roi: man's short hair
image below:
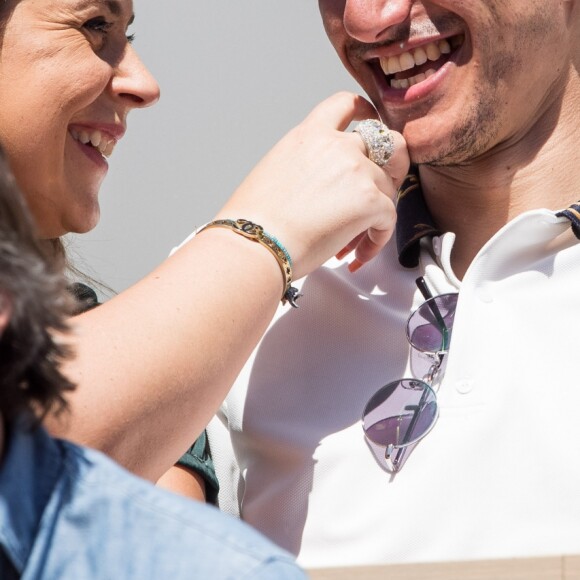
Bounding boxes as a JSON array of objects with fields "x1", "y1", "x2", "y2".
[{"x1": 0, "y1": 143, "x2": 75, "y2": 423}]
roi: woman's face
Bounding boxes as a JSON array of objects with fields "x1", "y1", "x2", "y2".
[{"x1": 0, "y1": 0, "x2": 160, "y2": 238}]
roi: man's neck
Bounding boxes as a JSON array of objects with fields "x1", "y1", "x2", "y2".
[{"x1": 417, "y1": 79, "x2": 580, "y2": 279}]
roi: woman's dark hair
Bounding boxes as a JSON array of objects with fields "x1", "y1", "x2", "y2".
[{"x1": 0, "y1": 143, "x2": 75, "y2": 422}]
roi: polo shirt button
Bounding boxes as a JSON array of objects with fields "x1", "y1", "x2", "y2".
[
  {"x1": 477, "y1": 287, "x2": 493, "y2": 303},
  {"x1": 456, "y1": 379, "x2": 475, "y2": 394},
  {"x1": 432, "y1": 237, "x2": 442, "y2": 256}
]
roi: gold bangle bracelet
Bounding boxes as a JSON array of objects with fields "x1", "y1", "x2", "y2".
[{"x1": 197, "y1": 219, "x2": 302, "y2": 308}]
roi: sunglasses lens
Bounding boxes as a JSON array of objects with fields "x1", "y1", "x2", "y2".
[
  {"x1": 407, "y1": 293, "x2": 458, "y2": 353},
  {"x1": 363, "y1": 379, "x2": 438, "y2": 448}
]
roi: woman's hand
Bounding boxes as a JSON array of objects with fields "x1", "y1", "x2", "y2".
[{"x1": 216, "y1": 91, "x2": 410, "y2": 280}]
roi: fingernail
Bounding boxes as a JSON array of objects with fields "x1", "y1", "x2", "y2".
[
  {"x1": 348, "y1": 259, "x2": 364, "y2": 273},
  {"x1": 336, "y1": 248, "x2": 351, "y2": 260}
]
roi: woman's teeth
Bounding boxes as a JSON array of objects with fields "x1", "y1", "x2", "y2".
[
  {"x1": 70, "y1": 128, "x2": 116, "y2": 157},
  {"x1": 379, "y1": 38, "x2": 456, "y2": 89}
]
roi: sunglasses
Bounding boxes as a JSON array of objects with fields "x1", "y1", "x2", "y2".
[{"x1": 362, "y1": 278, "x2": 458, "y2": 473}]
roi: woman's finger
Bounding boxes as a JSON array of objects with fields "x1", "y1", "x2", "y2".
[
  {"x1": 386, "y1": 131, "x2": 410, "y2": 189},
  {"x1": 351, "y1": 121, "x2": 409, "y2": 188},
  {"x1": 347, "y1": 226, "x2": 395, "y2": 273},
  {"x1": 305, "y1": 91, "x2": 378, "y2": 132},
  {"x1": 336, "y1": 233, "x2": 365, "y2": 261}
]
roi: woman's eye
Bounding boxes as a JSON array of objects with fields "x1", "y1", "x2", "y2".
[
  {"x1": 84, "y1": 17, "x2": 134, "y2": 44},
  {"x1": 84, "y1": 17, "x2": 113, "y2": 34}
]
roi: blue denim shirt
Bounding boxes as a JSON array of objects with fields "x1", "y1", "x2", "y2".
[{"x1": 0, "y1": 422, "x2": 306, "y2": 579}]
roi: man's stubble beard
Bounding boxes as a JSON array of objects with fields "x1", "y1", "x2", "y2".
[
  {"x1": 412, "y1": 6, "x2": 556, "y2": 168},
  {"x1": 417, "y1": 92, "x2": 501, "y2": 168}
]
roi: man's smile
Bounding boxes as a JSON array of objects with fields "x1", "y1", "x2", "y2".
[{"x1": 376, "y1": 35, "x2": 464, "y2": 90}]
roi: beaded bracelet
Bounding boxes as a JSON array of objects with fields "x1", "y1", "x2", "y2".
[{"x1": 197, "y1": 219, "x2": 302, "y2": 308}]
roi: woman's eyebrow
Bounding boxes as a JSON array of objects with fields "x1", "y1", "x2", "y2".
[
  {"x1": 102, "y1": 0, "x2": 136, "y2": 24},
  {"x1": 74, "y1": 0, "x2": 135, "y2": 25},
  {"x1": 75, "y1": 0, "x2": 126, "y2": 17},
  {"x1": 98, "y1": 0, "x2": 121, "y2": 15}
]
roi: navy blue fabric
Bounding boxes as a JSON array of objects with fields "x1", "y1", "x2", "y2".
[
  {"x1": 556, "y1": 203, "x2": 580, "y2": 239},
  {"x1": 395, "y1": 169, "x2": 441, "y2": 268}
]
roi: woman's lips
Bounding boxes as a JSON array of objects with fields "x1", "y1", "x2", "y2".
[{"x1": 70, "y1": 127, "x2": 118, "y2": 158}]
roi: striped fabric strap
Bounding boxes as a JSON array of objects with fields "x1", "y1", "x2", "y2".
[{"x1": 556, "y1": 202, "x2": 580, "y2": 239}]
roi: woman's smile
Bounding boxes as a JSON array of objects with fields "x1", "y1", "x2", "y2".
[{"x1": 69, "y1": 125, "x2": 123, "y2": 160}]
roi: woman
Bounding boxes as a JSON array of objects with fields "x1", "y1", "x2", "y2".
[
  {"x1": 0, "y1": 0, "x2": 408, "y2": 494},
  {"x1": 0, "y1": 144, "x2": 307, "y2": 579}
]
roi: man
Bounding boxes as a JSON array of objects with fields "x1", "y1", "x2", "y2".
[
  {"x1": 0, "y1": 147, "x2": 306, "y2": 579},
  {"x1": 208, "y1": 0, "x2": 580, "y2": 570}
]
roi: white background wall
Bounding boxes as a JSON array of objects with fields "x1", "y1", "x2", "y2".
[{"x1": 69, "y1": 2, "x2": 360, "y2": 295}]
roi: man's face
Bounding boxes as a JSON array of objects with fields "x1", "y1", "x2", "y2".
[{"x1": 319, "y1": 0, "x2": 574, "y2": 165}]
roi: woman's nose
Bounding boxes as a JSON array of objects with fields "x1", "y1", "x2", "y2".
[{"x1": 111, "y1": 45, "x2": 161, "y2": 109}]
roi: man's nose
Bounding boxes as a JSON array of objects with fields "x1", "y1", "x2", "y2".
[{"x1": 343, "y1": 0, "x2": 414, "y2": 43}]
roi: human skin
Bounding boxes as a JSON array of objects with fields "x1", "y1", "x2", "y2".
[
  {"x1": 157, "y1": 464, "x2": 207, "y2": 500},
  {"x1": 0, "y1": 0, "x2": 160, "y2": 238},
  {"x1": 0, "y1": 0, "x2": 410, "y2": 483},
  {"x1": 319, "y1": 0, "x2": 580, "y2": 278}
]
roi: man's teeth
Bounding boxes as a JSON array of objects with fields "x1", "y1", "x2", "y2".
[
  {"x1": 390, "y1": 69, "x2": 436, "y2": 89},
  {"x1": 379, "y1": 39, "x2": 452, "y2": 89},
  {"x1": 70, "y1": 128, "x2": 116, "y2": 157}
]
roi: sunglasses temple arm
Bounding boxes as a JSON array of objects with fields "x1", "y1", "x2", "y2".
[
  {"x1": 405, "y1": 388, "x2": 430, "y2": 441},
  {"x1": 416, "y1": 277, "x2": 449, "y2": 343},
  {"x1": 416, "y1": 277, "x2": 434, "y2": 301},
  {"x1": 392, "y1": 385, "x2": 434, "y2": 471},
  {"x1": 390, "y1": 446, "x2": 407, "y2": 472}
]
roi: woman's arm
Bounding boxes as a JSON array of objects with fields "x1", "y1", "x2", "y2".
[
  {"x1": 157, "y1": 466, "x2": 207, "y2": 502},
  {"x1": 46, "y1": 93, "x2": 408, "y2": 481}
]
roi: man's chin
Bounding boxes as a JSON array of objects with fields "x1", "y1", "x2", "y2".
[
  {"x1": 405, "y1": 125, "x2": 492, "y2": 168},
  {"x1": 405, "y1": 140, "x2": 454, "y2": 167}
]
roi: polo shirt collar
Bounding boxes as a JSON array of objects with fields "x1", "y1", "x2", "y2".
[{"x1": 395, "y1": 169, "x2": 580, "y2": 268}]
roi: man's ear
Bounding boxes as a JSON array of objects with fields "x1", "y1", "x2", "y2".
[{"x1": 0, "y1": 291, "x2": 12, "y2": 337}]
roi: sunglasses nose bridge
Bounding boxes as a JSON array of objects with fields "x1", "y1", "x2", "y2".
[{"x1": 423, "y1": 352, "x2": 445, "y2": 384}]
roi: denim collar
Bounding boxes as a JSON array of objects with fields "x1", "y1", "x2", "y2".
[{"x1": 0, "y1": 421, "x2": 62, "y2": 573}]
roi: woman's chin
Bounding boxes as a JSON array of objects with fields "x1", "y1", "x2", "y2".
[
  {"x1": 70, "y1": 214, "x2": 100, "y2": 235},
  {"x1": 54, "y1": 209, "x2": 101, "y2": 238}
]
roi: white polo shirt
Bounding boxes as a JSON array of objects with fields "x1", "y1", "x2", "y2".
[{"x1": 208, "y1": 206, "x2": 580, "y2": 569}]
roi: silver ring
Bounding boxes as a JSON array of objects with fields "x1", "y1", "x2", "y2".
[{"x1": 353, "y1": 119, "x2": 394, "y2": 167}]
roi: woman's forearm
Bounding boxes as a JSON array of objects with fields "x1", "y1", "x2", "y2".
[{"x1": 49, "y1": 229, "x2": 283, "y2": 480}]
